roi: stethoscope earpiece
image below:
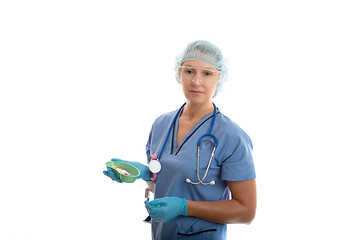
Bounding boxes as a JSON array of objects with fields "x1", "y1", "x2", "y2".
[{"x1": 185, "y1": 178, "x2": 216, "y2": 185}]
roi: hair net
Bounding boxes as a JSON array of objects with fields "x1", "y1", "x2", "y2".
[{"x1": 175, "y1": 40, "x2": 228, "y2": 96}]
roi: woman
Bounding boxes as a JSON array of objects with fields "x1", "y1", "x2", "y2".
[{"x1": 104, "y1": 40, "x2": 256, "y2": 240}]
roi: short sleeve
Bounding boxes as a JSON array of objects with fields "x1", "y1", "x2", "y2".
[{"x1": 221, "y1": 130, "x2": 256, "y2": 181}]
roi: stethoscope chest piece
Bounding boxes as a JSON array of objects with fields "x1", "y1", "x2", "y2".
[
  {"x1": 149, "y1": 155, "x2": 161, "y2": 182},
  {"x1": 149, "y1": 160, "x2": 161, "y2": 173}
]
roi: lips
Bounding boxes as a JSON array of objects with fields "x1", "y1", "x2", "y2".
[{"x1": 190, "y1": 90, "x2": 204, "y2": 94}]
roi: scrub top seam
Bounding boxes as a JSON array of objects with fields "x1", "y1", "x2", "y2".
[
  {"x1": 170, "y1": 116, "x2": 176, "y2": 155},
  {"x1": 174, "y1": 110, "x2": 220, "y2": 155}
]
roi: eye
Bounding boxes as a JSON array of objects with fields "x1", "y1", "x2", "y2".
[
  {"x1": 204, "y1": 71, "x2": 213, "y2": 76},
  {"x1": 183, "y1": 68, "x2": 195, "y2": 75}
]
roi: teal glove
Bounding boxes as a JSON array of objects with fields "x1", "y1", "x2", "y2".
[
  {"x1": 145, "y1": 197, "x2": 187, "y2": 222},
  {"x1": 103, "y1": 158, "x2": 152, "y2": 182},
  {"x1": 103, "y1": 168, "x2": 122, "y2": 183}
]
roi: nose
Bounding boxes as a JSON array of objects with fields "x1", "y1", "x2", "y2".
[{"x1": 191, "y1": 75, "x2": 202, "y2": 85}]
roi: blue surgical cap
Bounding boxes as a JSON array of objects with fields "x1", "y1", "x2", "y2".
[{"x1": 175, "y1": 40, "x2": 228, "y2": 96}]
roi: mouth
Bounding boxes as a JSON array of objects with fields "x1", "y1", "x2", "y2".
[{"x1": 190, "y1": 90, "x2": 204, "y2": 94}]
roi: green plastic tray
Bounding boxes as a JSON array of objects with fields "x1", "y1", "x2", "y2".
[{"x1": 106, "y1": 161, "x2": 140, "y2": 183}]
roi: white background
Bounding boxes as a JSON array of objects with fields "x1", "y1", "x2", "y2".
[{"x1": 1, "y1": 0, "x2": 343, "y2": 239}]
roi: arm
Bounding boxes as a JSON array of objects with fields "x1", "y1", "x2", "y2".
[{"x1": 186, "y1": 179, "x2": 256, "y2": 224}]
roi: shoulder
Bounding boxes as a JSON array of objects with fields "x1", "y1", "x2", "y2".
[
  {"x1": 216, "y1": 111, "x2": 253, "y2": 148},
  {"x1": 151, "y1": 109, "x2": 178, "y2": 129},
  {"x1": 216, "y1": 111, "x2": 247, "y2": 135}
]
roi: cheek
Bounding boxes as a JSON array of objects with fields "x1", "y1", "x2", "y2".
[
  {"x1": 208, "y1": 84, "x2": 218, "y2": 96},
  {"x1": 181, "y1": 82, "x2": 189, "y2": 94}
]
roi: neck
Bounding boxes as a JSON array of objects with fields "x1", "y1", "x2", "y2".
[{"x1": 182, "y1": 100, "x2": 214, "y2": 121}]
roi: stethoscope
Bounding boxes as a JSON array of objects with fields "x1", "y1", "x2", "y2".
[{"x1": 148, "y1": 102, "x2": 218, "y2": 186}]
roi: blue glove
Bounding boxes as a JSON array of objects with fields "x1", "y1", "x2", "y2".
[
  {"x1": 145, "y1": 197, "x2": 187, "y2": 222},
  {"x1": 103, "y1": 158, "x2": 152, "y2": 182}
]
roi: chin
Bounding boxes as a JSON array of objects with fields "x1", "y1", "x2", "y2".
[{"x1": 185, "y1": 96, "x2": 211, "y2": 105}]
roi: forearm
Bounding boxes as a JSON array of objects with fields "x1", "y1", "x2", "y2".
[{"x1": 186, "y1": 199, "x2": 255, "y2": 225}]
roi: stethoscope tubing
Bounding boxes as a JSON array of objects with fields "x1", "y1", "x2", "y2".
[
  {"x1": 158, "y1": 103, "x2": 186, "y2": 161},
  {"x1": 197, "y1": 133, "x2": 218, "y2": 148},
  {"x1": 150, "y1": 102, "x2": 218, "y2": 185}
]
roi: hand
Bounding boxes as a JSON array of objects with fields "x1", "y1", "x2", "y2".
[
  {"x1": 103, "y1": 168, "x2": 122, "y2": 182},
  {"x1": 145, "y1": 197, "x2": 187, "y2": 222},
  {"x1": 103, "y1": 158, "x2": 152, "y2": 182}
]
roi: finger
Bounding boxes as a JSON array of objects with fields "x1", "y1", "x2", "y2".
[
  {"x1": 108, "y1": 169, "x2": 122, "y2": 183},
  {"x1": 103, "y1": 171, "x2": 109, "y2": 177},
  {"x1": 149, "y1": 199, "x2": 166, "y2": 207},
  {"x1": 107, "y1": 169, "x2": 116, "y2": 179},
  {"x1": 144, "y1": 201, "x2": 151, "y2": 212},
  {"x1": 144, "y1": 200, "x2": 151, "y2": 207},
  {"x1": 149, "y1": 206, "x2": 164, "y2": 217},
  {"x1": 145, "y1": 201, "x2": 155, "y2": 212},
  {"x1": 152, "y1": 217, "x2": 164, "y2": 223},
  {"x1": 112, "y1": 175, "x2": 122, "y2": 183},
  {"x1": 111, "y1": 158, "x2": 125, "y2": 162}
]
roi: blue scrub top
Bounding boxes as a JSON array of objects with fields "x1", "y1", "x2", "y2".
[{"x1": 146, "y1": 106, "x2": 256, "y2": 240}]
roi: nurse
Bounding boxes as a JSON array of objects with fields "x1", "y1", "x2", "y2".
[{"x1": 104, "y1": 40, "x2": 256, "y2": 240}]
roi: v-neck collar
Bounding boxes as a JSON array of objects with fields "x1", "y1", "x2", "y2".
[{"x1": 170, "y1": 107, "x2": 220, "y2": 155}]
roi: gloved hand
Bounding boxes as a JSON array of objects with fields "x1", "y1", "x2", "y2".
[
  {"x1": 145, "y1": 197, "x2": 187, "y2": 222},
  {"x1": 103, "y1": 158, "x2": 152, "y2": 182}
]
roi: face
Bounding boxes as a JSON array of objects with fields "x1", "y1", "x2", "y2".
[{"x1": 178, "y1": 60, "x2": 220, "y2": 105}]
